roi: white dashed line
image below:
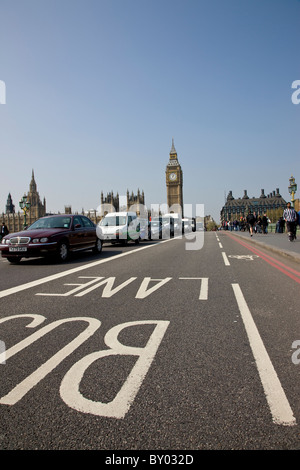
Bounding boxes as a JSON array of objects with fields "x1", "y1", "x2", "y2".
[{"x1": 222, "y1": 252, "x2": 230, "y2": 266}]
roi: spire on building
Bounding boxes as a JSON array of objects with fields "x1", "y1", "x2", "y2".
[
  {"x1": 26, "y1": 170, "x2": 46, "y2": 219},
  {"x1": 170, "y1": 138, "x2": 177, "y2": 155},
  {"x1": 30, "y1": 169, "x2": 37, "y2": 192},
  {"x1": 6, "y1": 193, "x2": 15, "y2": 214}
]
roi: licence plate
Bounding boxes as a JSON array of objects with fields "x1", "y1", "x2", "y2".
[{"x1": 9, "y1": 247, "x2": 27, "y2": 252}]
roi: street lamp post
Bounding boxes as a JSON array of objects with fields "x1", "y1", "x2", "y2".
[
  {"x1": 19, "y1": 194, "x2": 31, "y2": 229},
  {"x1": 288, "y1": 175, "x2": 297, "y2": 207}
]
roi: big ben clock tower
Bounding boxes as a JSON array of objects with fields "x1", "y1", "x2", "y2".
[{"x1": 166, "y1": 138, "x2": 183, "y2": 214}]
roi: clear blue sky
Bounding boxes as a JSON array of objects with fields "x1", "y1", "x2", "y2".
[{"x1": 1, "y1": 0, "x2": 299, "y2": 222}]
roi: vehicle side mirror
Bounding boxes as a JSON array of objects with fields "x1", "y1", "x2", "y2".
[{"x1": 75, "y1": 224, "x2": 81, "y2": 229}]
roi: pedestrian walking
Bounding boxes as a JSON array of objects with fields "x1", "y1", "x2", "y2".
[
  {"x1": 279, "y1": 217, "x2": 285, "y2": 233},
  {"x1": 283, "y1": 202, "x2": 297, "y2": 240},
  {"x1": 256, "y1": 215, "x2": 262, "y2": 234},
  {"x1": 1, "y1": 222, "x2": 9, "y2": 240},
  {"x1": 246, "y1": 211, "x2": 256, "y2": 237},
  {"x1": 262, "y1": 213, "x2": 268, "y2": 234}
]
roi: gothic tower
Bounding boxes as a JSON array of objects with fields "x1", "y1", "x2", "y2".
[
  {"x1": 165, "y1": 139, "x2": 183, "y2": 215},
  {"x1": 27, "y1": 170, "x2": 46, "y2": 219},
  {"x1": 6, "y1": 193, "x2": 15, "y2": 214}
]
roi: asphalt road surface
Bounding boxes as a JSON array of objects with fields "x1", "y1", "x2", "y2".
[{"x1": 0, "y1": 231, "x2": 300, "y2": 452}]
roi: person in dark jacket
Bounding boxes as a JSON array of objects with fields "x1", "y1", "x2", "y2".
[
  {"x1": 246, "y1": 211, "x2": 256, "y2": 237},
  {"x1": 261, "y1": 213, "x2": 268, "y2": 234},
  {"x1": 1, "y1": 222, "x2": 9, "y2": 240}
]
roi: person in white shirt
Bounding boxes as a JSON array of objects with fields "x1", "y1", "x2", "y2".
[{"x1": 283, "y1": 202, "x2": 297, "y2": 240}]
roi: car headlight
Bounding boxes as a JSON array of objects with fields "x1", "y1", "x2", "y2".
[
  {"x1": 32, "y1": 237, "x2": 49, "y2": 243},
  {"x1": 2, "y1": 239, "x2": 10, "y2": 245}
]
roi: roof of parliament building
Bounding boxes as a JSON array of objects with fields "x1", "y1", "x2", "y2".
[{"x1": 221, "y1": 188, "x2": 287, "y2": 219}]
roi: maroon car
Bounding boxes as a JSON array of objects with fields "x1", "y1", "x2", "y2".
[{"x1": 0, "y1": 214, "x2": 102, "y2": 263}]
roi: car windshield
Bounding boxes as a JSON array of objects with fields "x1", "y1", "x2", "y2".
[
  {"x1": 28, "y1": 217, "x2": 72, "y2": 230},
  {"x1": 100, "y1": 216, "x2": 127, "y2": 227}
]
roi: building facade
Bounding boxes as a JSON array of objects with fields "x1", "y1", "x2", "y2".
[
  {"x1": 1, "y1": 171, "x2": 46, "y2": 232},
  {"x1": 165, "y1": 139, "x2": 183, "y2": 215},
  {"x1": 99, "y1": 189, "x2": 145, "y2": 216},
  {"x1": 26, "y1": 170, "x2": 46, "y2": 220},
  {"x1": 220, "y1": 188, "x2": 287, "y2": 223}
]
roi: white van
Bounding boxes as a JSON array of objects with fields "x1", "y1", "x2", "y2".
[
  {"x1": 138, "y1": 218, "x2": 148, "y2": 241},
  {"x1": 182, "y1": 218, "x2": 192, "y2": 233},
  {"x1": 96, "y1": 212, "x2": 141, "y2": 244},
  {"x1": 162, "y1": 213, "x2": 182, "y2": 237}
]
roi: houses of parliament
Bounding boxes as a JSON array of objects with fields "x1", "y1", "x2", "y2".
[
  {"x1": 1, "y1": 141, "x2": 185, "y2": 231},
  {"x1": 2, "y1": 170, "x2": 47, "y2": 232}
]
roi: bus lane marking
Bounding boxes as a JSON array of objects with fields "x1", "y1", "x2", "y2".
[
  {"x1": 34, "y1": 276, "x2": 210, "y2": 300},
  {"x1": 60, "y1": 320, "x2": 170, "y2": 419},
  {"x1": 135, "y1": 277, "x2": 172, "y2": 299},
  {"x1": 179, "y1": 277, "x2": 208, "y2": 300},
  {"x1": 0, "y1": 240, "x2": 174, "y2": 300},
  {"x1": 0, "y1": 316, "x2": 101, "y2": 405},
  {"x1": 36, "y1": 276, "x2": 107, "y2": 296},
  {"x1": 0, "y1": 315, "x2": 169, "y2": 419}
]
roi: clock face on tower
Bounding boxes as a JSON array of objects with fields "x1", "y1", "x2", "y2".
[{"x1": 169, "y1": 172, "x2": 177, "y2": 181}]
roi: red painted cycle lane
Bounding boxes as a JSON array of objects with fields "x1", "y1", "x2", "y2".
[{"x1": 225, "y1": 233, "x2": 300, "y2": 284}]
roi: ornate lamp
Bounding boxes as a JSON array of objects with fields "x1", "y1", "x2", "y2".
[
  {"x1": 288, "y1": 176, "x2": 297, "y2": 207},
  {"x1": 19, "y1": 194, "x2": 31, "y2": 228}
]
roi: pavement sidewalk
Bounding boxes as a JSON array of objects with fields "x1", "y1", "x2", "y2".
[{"x1": 223, "y1": 229, "x2": 300, "y2": 263}]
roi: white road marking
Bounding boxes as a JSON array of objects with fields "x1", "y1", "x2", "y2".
[
  {"x1": 0, "y1": 317, "x2": 169, "y2": 418},
  {"x1": 222, "y1": 252, "x2": 230, "y2": 266},
  {"x1": 228, "y1": 255, "x2": 259, "y2": 261},
  {"x1": 59, "y1": 320, "x2": 170, "y2": 418},
  {"x1": 232, "y1": 283, "x2": 296, "y2": 426},
  {"x1": 0, "y1": 316, "x2": 101, "y2": 405},
  {"x1": 179, "y1": 277, "x2": 208, "y2": 300},
  {"x1": 0, "y1": 239, "x2": 174, "y2": 299},
  {"x1": 216, "y1": 233, "x2": 229, "y2": 265},
  {"x1": 36, "y1": 276, "x2": 106, "y2": 296},
  {"x1": 135, "y1": 277, "x2": 172, "y2": 299},
  {"x1": 35, "y1": 276, "x2": 210, "y2": 300},
  {"x1": 76, "y1": 276, "x2": 137, "y2": 298}
]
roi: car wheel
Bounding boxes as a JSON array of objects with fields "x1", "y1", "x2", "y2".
[
  {"x1": 7, "y1": 256, "x2": 22, "y2": 264},
  {"x1": 93, "y1": 237, "x2": 102, "y2": 254},
  {"x1": 57, "y1": 242, "x2": 69, "y2": 262}
]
